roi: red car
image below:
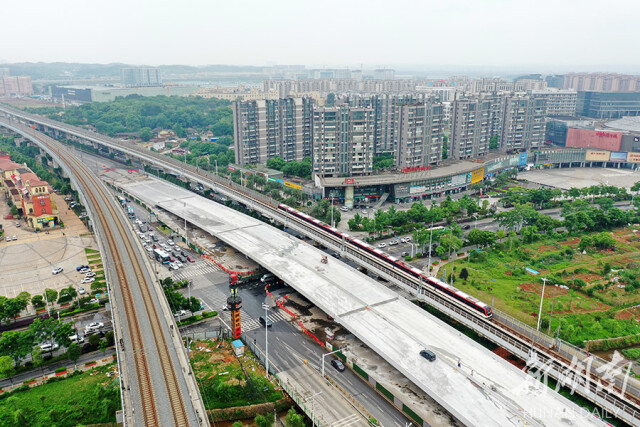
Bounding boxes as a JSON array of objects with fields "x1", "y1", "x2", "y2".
[{"x1": 187, "y1": 256, "x2": 195, "y2": 263}]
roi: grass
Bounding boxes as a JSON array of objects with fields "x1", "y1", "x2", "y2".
[
  {"x1": 190, "y1": 339, "x2": 283, "y2": 410},
  {"x1": 0, "y1": 364, "x2": 121, "y2": 425},
  {"x1": 84, "y1": 248, "x2": 99, "y2": 254},
  {"x1": 441, "y1": 228, "x2": 640, "y2": 347}
]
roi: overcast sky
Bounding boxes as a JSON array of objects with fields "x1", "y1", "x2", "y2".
[{"x1": 2, "y1": 0, "x2": 638, "y2": 72}]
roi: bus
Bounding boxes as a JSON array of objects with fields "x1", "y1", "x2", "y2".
[
  {"x1": 127, "y1": 206, "x2": 135, "y2": 218},
  {"x1": 153, "y1": 249, "x2": 170, "y2": 264}
]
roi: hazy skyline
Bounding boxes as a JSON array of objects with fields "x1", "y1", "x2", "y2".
[{"x1": 2, "y1": 0, "x2": 639, "y2": 73}]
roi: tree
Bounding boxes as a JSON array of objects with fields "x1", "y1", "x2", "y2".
[
  {"x1": 31, "y1": 294, "x2": 45, "y2": 309},
  {"x1": 88, "y1": 334, "x2": 101, "y2": 349},
  {"x1": 285, "y1": 408, "x2": 305, "y2": 427},
  {"x1": 232, "y1": 423, "x2": 244, "y2": 427},
  {"x1": 489, "y1": 135, "x2": 499, "y2": 150},
  {"x1": 459, "y1": 268, "x2": 469, "y2": 282},
  {"x1": 0, "y1": 356, "x2": 15, "y2": 383},
  {"x1": 139, "y1": 127, "x2": 153, "y2": 141},
  {"x1": 255, "y1": 413, "x2": 274, "y2": 427},
  {"x1": 467, "y1": 229, "x2": 497, "y2": 247},
  {"x1": 67, "y1": 343, "x2": 82, "y2": 367},
  {"x1": 603, "y1": 262, "x2": 612, "y2": 276},
  {"x1": 44, "y1": 288, "x2": 58, "y2": 307},
  {"x1": 0, "y1": 330, "x2": 33, "y2": 365},
  {"x1": 99, "y1": 339, "x2": 108, "y2": 355},
  {"x1": 266, "y1": 156, "x2": 286, "y2": 171}
]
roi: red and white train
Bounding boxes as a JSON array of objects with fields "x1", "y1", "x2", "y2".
[{"x1": 278, "y1": 204, "x2": 493, "y2": 319}]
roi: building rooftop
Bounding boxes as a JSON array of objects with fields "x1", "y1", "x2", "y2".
[{"x1": 605, "y1": 116, "x2": 640, "y2": 133}]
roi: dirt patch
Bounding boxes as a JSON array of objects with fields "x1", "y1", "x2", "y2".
[
  {"x1": 615, "y1": 310, "x2": 634, "y2": 321},
  {"x1": 575, "y1": 273, "x2": 601, "y2": 282},
  {"x1": 492, "y1": 347, "x2": 526, "y2": 370},
  {"x1": 519, "y1": 283, "x2": 569, "y2": 297},
  {"x1": 560, "y1": 237, "x2": 580, "y2": 246},
  {"x1": 537, "y1": 244, "x2": 561, "y2": 252}
]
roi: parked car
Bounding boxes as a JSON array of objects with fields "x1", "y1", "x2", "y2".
[
  {"x1": 11, "y1": 235, "x2": 16, "y2": 241},
  {"x1": 77, "y1": 287, "x2": 86, "y2": 295},
  {"x1": 79, "y1": 267, "x2": 91, "y2": 274},
  {"x1": 69, "y1": 334, "x2": 84, "y2": 344},
  {"x1": 89, "y1": 298, "x2": 99, "y2": 304},
  {"x1": 400, "y1": 238, "x2": 406, "y2": 243},
  {"x1": 167, "y1": 240, "x2": 175, "y2": 246},
  {"x1": 389, "y1": 240, "x2": 398, "y2": 246},
  {"x1": 169, "y1": 263, "x2": 179, "y2": 271},
  {"x1": 339, "y1": 206, "x2": 349, "y2": 212},
  {"x1": 331, "y1": 359, "x2": 345, "y2": 372},
  {"x1": 81, "y1": 277, "x2": 95, "y2": 284},
  {"x1": 173, "y1": 310, "x2": 187, "y2": 318},
  {"x1": 85, "y1": 271, "x2": 96, "y2": 278},
  {"x1": 5, "y1": 237, "x2": 9, "y2": 242},
  {"x1": 401, "y1": 251, "x2": 409, "y2": 257},
  {"x1": 40, "y1": 342, "x2": 59, "y2": 352},
  {"x1": 420, "y1": 349, "x2": 436, "y2": 362},
  {"x1": 76, "y1": 265, "x2": 89, "y2": 271},
  {"x1": 64, "y1": 196, "x2": 73, "y2": 201},
  {"x1": 52, "y1": 267, "x2": 64, "y2": 275},
  {"x1": 85, "y1": 322, "x2": 104, "y2": 331},
  {"x1": 15, "y1": 222, "x2": 20, "y2": 228},
  {"x1": 260, "y1": 273, "x2": 275, "y2": 283}
]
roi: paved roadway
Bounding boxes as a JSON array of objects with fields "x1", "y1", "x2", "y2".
[{"x1": 181, "y1": 268, "x2": 412, "y2": 427}]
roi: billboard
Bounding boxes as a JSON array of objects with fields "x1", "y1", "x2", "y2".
[
  {"x1": 566, "y1": 128, "x2": 623, "y2": 151},
  {"x1": 284, "y1": 181, "x2": 302, "y2": 190},
  {"x1": 627, "y1": 152, "x2": 640, "y2": 163},
  {"x1": 451, "y1": 173, "x2": 467, "y2": 186},
  {"x1": 409, "y1": 185, "x2": 427, "y2": 194},
  {"x1": 470, "y1": 168, "x2": 485, "y2": 184},
  {"x1": 519, "y1": 152, "x2": 528, "y2": 166},
  {"x1": 610, "y1": 152, "x2": 628, "y2": 163},
  {"x1": 585, "y1": 150, "x2": 611, "y2": 161}
]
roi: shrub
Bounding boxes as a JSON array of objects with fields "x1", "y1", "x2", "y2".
[{"x1": 54, "y1": 367, "x2": 67, "y2": 373}]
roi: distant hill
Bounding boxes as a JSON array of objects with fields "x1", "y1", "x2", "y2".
[{"x1": 3, "y1": 62, "x2": 265, "y2": 80}]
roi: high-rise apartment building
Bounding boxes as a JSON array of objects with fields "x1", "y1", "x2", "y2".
[
  {"x1": 0, "y1": 76, "x2": 32, "y2": 96},
  {"x1": 501, "y1": 94, "x2": 547, "y2": 151},
  {"x1": 313, "y1": 106, "x2": 376, "y2": 177},
  {"x1": 450, "y1": 93, "x2": 504, "y2": 159},
  {"x1": 394, "y1": 102, "x2": 445, "y2": 169},
  {"x1": 121, "y1": 68, "x2": 161, "y2": 87},
  {"x1": 531, "y1": 89, "x2": 577, "y2": 116},
  {"x1": 562, "y1": 73, "x2": 640, "y2": 92},
  {"x1": 232, "y1": 98, "x2": 313, "y2": 165}
]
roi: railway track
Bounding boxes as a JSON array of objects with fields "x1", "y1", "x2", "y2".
[
  {"x1": 3, "y1": 106, "x2": 639, "y2": 423},
  {"x1": 15, "y1": 126, "x2": 191, "y2": 426}
]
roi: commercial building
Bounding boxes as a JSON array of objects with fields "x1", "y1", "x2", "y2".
[
  {"x1": 49, "y1": 85, "x2": 198, "y2": 103},
  {"x1": 531, "y1": 89, "x2": 578, "y2": 116},
  {"x1": 562, "y1": 73, "x2": 640, "y2": 92},
  {"x1": 312, "y1": 106, "x2": 375, "y2": 177},
  {"x1": 0, "y1": 76, "x2": 32, "y2": 97},
  {"x1": 0, "y1": 156, "x2": 59, "y2": 229},
  {"x1": 121, "y1": 67, "x2": 161, "y2": 87},
  {"x1": 545, "y1": 116, "x2": 593, "y2": 146},
  {"x1": 232, "y1": 98, "x2": 314, "y2": 165},
  {"x1": 577, "y1": 91, "x2": 640, "y2": 119}
]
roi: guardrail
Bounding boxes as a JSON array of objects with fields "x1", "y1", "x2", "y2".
[{"x1": 3, "y1": 108, "x2": 640, "y2": 424}]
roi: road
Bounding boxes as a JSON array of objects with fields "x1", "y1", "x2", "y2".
[{"x1": 185, "y1": 269, "x2": 412, "y2": 427}]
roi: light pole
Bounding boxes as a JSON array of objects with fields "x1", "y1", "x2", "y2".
[
  {"x1": 183, "y1": 202, "x2": 188, "y2": 248},
  {"x1": 427, "y1": 222, "x2": 434, "y2": 273},
  {"x1": 537, "y1": 278, "x2": 548, "y2": 331},
  {"x1": 262, "y1": 302, "x2": 270, "y2": 378},
  {"x1": 306, "y1": 390, "x2": 322, "y2": 427}
]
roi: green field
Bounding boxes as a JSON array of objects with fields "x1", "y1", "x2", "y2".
[
  {"x1": 190, "y1": 339, "x2": 283, "y2": 410},
  {"x1": 0, "y1": 364, "x2": 120, "y2": 426},
  {"x1": 440, "y1": 227, "x2": 640, "y2": 347}
]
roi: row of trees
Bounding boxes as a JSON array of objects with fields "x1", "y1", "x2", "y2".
[
  {"x1": 310, "y1": 200, "x2": 341, "y2": 226},
  {"x1": 266, "y1": 156, "x2": 312, "y2": 180},
  {"x1": 160, "y1": 278, "x2": 202, "y2": 314},
  {"x1": 502, "y1": 184, "x2": 632, "y2": 210},
  {"x1": 26, "y1": 95, "x2": 234, "y2": 139}
]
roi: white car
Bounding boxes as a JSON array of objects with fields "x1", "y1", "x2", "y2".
[
  {"x1": 169, "y1": 263, "x2": 179, "y2": 271},
  {"x1": 362, "y1": 210, "x2": 368, "y2": 215},
  {"x1": 404, "y1": 237, "x2": 412, "y2": 242},
  {"x1": 12, "y1": 235, "x2": 17, "y2": 241},
  {"x1": 400, "y1": 238, "x2": 407, "y2": 243},
  {"x1": 69, "y1": 334, "x2": 85, "y2": 344},
  {"x1": 173, "y1": 310, "x2": 187, "y2": 318},
  {"x1": 79, "y1": 268, "x2": 91, "y2": 274},
  {"x1": 39, "y1": 342, "x2": 59, "y2": 352},
  {"x1": 52, "y1": 267, "x2": 64, "y2": 275},
  {"x1": 81, "y1": 277, "x2": 95, "y2": 284},
  {"x1": 145, "y1": 246, "x2": 153, "y2": 252},
  {"x1": 85, "y1": 271, "x2": 96, "y2": 278},
  {"x1": 389, "y1": 240, "x2": 399, "y2": 246},
  {"x1": 78, "y1": 287, "x2": 86, "y2": 295},
  {"x1": 89, "y1": 298, "x2": 99, "y2": 304},
  {"x1": 175, "y1": 261, "x2": 183, "y2": 268},
  {"x1": 167, "y1": 240, "x2": 175, "y2": 246},
  {"x1": 340, "y1": 206, "x2": 349, "y2": 212},
  {"x1": 85, "y1": 322, "x2": 103, "y2": 331},
  {"x1": 378, "y1": 243, "x2": 386, "y2": 248}
]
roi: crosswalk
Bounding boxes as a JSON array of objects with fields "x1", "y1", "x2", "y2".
[
  {"x1": 172, "y1": 262, "x2": 222, "y2": 280},
  {"x1": 219, "y1": 307, "x2": 289, "y2": 332}
]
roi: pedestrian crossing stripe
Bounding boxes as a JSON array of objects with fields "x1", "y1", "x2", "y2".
[
  {"x1": 220, "y1": 311, "x2": 288, "y2": 331},
  {"x1": 172, "y1": 263, "x2": 222, "y2": 279}
]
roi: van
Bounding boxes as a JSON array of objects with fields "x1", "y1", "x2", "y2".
[
  {"x1": 259, "y1": 316, "x2": 273, "y2": 327},
  {"x1": 420, "y1": 349, "x2": 436, "y2": 362},
  {"x1": 260, "y1": 273, "x2": 275, "y2": 283}
]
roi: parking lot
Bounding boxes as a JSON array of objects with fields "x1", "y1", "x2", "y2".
[{"x1": 0, "y1": 192, "x2": 98, "y2": 304}]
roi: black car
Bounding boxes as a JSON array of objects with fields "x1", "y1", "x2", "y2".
[
  {"x1": 76, "y1": 265, "x2": 89, "y2": 271},
  {"x1": 420, "y1": 349, "x2": 436, "y2": 362},
  {"x1": 259, "y1": 316, "x2": 273, "y2": 327},
  {"x1": 330, "y1": 359, "x2": 345, "y2": 372},
  {"x1": 462, "y1": 225, "x2": 471, "y2": 230}
]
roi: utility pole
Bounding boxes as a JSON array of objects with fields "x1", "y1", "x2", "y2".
[
  {"x1": 537, "y1": 278, "x2": 548, "y2": 331},
  {"x1": 548, "y1": 285, "x2": 558, "y2": 335}
]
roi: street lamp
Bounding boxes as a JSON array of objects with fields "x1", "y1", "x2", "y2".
[
  {"x1": 262, "y1": 302, "x2": 270, "y2": 378},
  {"x1": 537, "y1": 278, "x2": 548, "y2": 331},
  {"x1": 321, "y1": 347, "x2": 346, "y2": 378}
]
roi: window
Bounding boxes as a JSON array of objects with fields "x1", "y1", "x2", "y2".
[
  {"x1": 40, "y1": 199, "x2": 45, "y2": 206},
  {"x1": 42, "y1": 208, "x2": 47, "y2": 214}
]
